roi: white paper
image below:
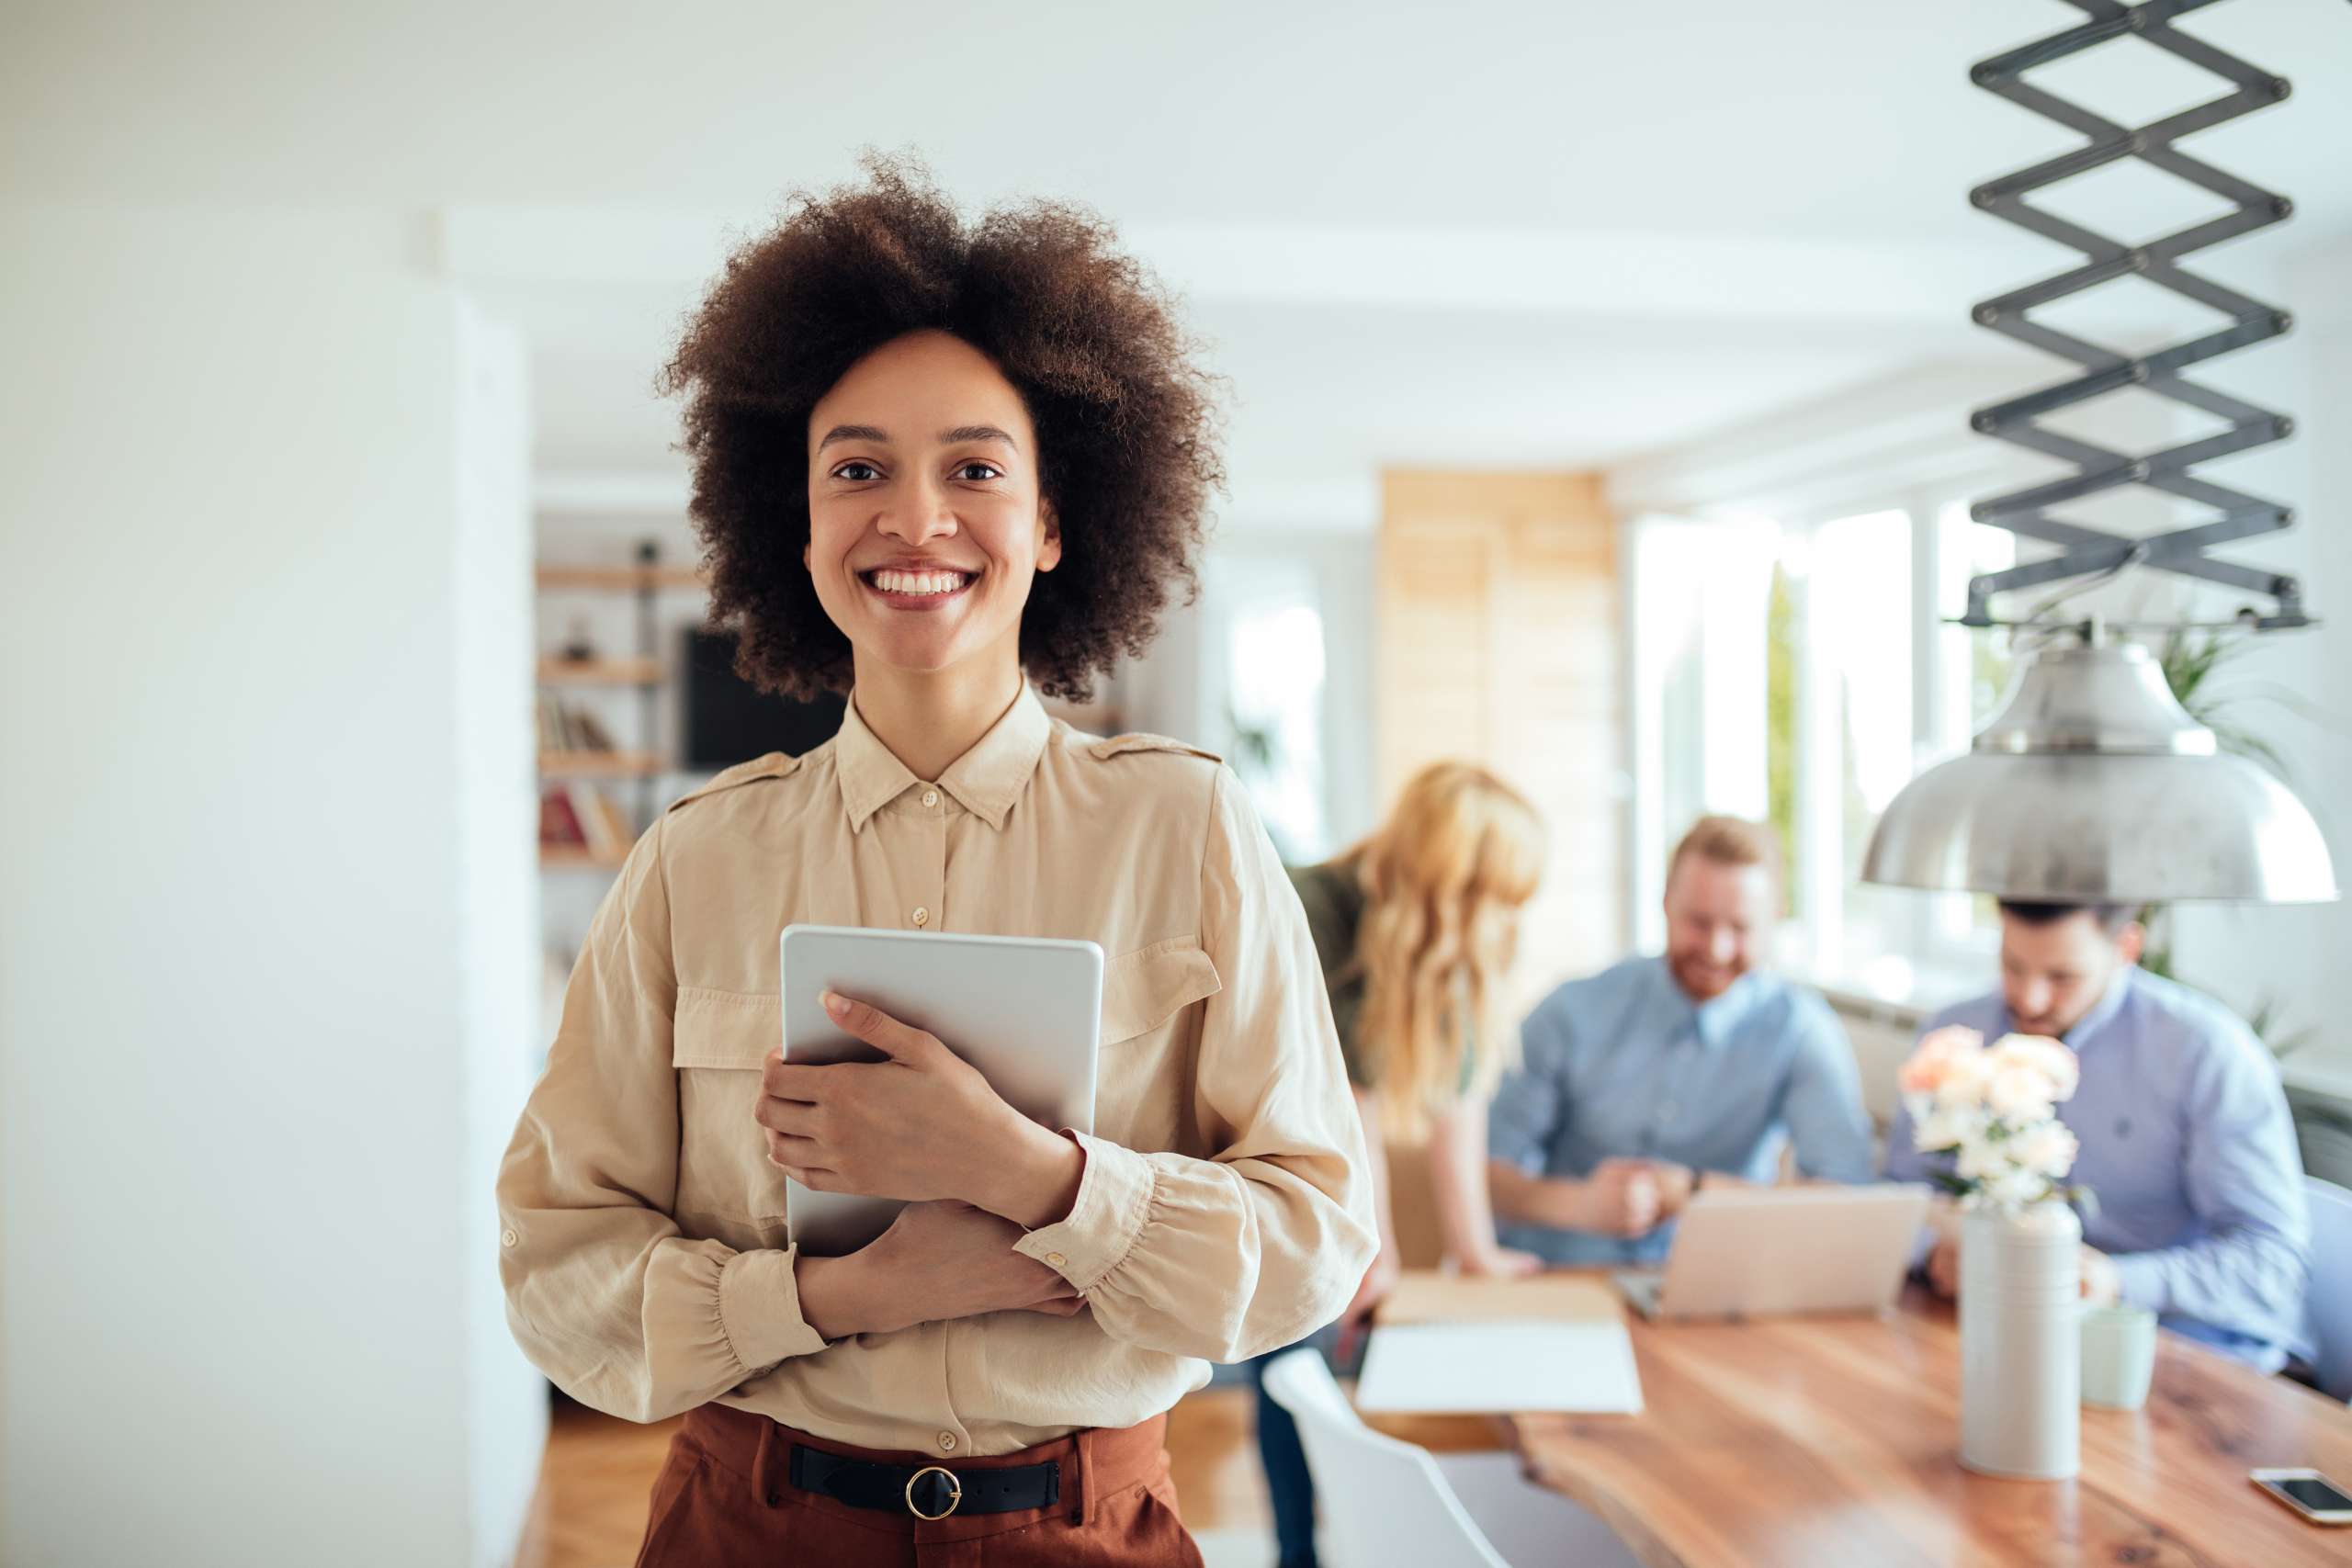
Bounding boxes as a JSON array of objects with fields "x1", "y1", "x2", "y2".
[{"x1": 1353, "y1": 1320, "x2": 1645, "y2": 1415}]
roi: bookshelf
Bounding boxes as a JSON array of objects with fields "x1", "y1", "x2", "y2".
[
  {"x1": 536, "y1": 544, "x2": 710, "y2": 871},
  {"x1": 538, "y1": 844, "x2": 632, "y2": 871},
  {"x1": 536, "y1": 564, "x2": 710, "y2": 592},
  {"x1": 537, "y1": 656, "x2": 664, "y2": 687},
  {"x1": 538, "y1": 750, "x2": 665, "y2": 778}
]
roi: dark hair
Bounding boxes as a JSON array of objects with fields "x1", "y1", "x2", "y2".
[
  {"x1": 657, "y1": 155, "x2": 1225, "y2": 702},
  {"x1": 1996, "y1": 900, "x2": 2137, "y2": 936}
]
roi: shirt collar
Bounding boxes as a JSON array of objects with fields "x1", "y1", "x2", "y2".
[
  {"x1": 1653, "y1": 956, "x2": 1764, "y2": 1050},
  {"x1": 833, "y1": 683, "x2": 1052, "y2": 833},
  {"x1": 2013, "y1": 963, "x2": 2134, "y2": 1052}
]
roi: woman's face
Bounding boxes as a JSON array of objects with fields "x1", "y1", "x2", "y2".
[{"x1": 804, "y1": 330, "x2": 1059, "y2": 686}]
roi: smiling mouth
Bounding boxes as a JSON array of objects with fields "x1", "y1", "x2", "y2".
[{"x1": 859, "y1": 567, "x2": 978, "y2": 600}]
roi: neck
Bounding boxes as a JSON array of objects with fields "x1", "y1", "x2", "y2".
[{"x1": 849, "y1": 650, "x2": 1025, "y2": 783}]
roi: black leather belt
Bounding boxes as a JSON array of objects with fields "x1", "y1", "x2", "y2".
[{"x1": 788, "y1": 1445, "x2": 1061, "y2": 1521}]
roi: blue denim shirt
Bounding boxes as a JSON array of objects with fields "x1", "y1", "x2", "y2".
[
  {"x1": 1489, "y1": 956, "x2": 1875, "y2": 1265},
  {"x1": 1884, "y1": 966, "x2": 2313, "y2": 1371}
]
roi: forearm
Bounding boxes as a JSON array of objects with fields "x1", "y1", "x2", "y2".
[
  {"x1": 1428, "y1": 1099, "x2": 1504, "y2": 1260},
  {"x1": 2109, "y1": 1226, "x2": 2309, "y2": 1328},
  {"x1": 967, "y1": 1119, "x2": 1090, "y2": 1231},
  {"x1": 1487, "y1": 1157, "x2": 1585, "y2": 1230}
]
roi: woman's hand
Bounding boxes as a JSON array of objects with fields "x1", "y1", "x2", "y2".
[
  {"x1": 1340, "y1": 1243, "x2": 1401, "y2": 1326},
  {"x1": 756, "y1": 991, "x2": 1086, "y2": 1228},
  {"x1": 797, "y1": 1201, "x2": 1085, "y2": 1340}
]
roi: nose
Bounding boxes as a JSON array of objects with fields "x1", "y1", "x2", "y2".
[
  {"x1": 2017, "y1": 978, "x2": 2052, "y2": 1022},
  {"x1": 876, "y1": 472, "x2": 957, "y2": 547},
  {"x1": 1707, "y1": 927, "x2": 1736, "y2": 966}
]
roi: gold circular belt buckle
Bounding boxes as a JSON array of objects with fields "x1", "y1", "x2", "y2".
[{"x1": 905, "y1": 1464, "x2": 964, "y2": 1520}]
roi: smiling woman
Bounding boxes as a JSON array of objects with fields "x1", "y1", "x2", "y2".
[
  {"x1": 498, "y1": 157, "x2": 1375, "y2": 1568},
  {"x1": 657, "y1": 155, "x2": 1223, "y2": 707}
]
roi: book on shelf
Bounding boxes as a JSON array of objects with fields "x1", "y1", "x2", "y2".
[
  {"x1": 539, "y1": 781, "x2": 636, "y2": 860},
  {"x1": 537, "y1": 693, "x2": 618, "y2": 754},
  {"x1": 538, "y1": 784, "x2": 588, "y2": 849}
]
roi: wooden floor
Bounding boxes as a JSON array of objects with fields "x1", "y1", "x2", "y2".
[{"x1": 514, "y1": 1387, "x2": 1272, "y2": 1568}]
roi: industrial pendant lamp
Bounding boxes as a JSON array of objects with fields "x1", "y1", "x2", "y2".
[{"x1": 1861, "y1": 0, "x2": 2340, "y2": 906}]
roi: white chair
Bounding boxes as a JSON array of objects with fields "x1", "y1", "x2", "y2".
[
  {"x1": 1257, "y1": 1348, "x2": 1640, "y2": 1568},
  {"x1": 2301, "y1": 1175, "x2": 2352, "y2": 1401}
]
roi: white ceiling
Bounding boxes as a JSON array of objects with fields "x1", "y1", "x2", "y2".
[{"x1": 12, "y1": 0, "x2": 2349, "y2": 522}]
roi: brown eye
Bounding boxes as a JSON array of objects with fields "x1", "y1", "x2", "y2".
[
  {"x1": 834, "y1": 460, "x2": 881, "y2": 482},
  {"x1": 955, "y1": 461, "x2": 1002, "y2": 482}
]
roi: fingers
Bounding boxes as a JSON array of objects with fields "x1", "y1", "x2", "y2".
[
  {"x1": 821, "y1": 991, "x2": 944, "y2": 1066},
  {"x1": 753, "y1": 1094, "x2": 823, "y2": 1138},
  {"x1": 1023, "y1": 1295, "x2": 1088, "y2": 1317},
  {"x1": 763, "y1": 1132, "x2": 840, "y2": 1189},
  {"x1": 761, "y1": 1055, "x2": 835, "y2": 1101}
]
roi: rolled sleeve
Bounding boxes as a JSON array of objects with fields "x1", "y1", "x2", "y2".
[
  {"x1": 497, "y1": 817, "x2": 827, "y2": 1422},
  {"x1": 1021, "y1": 767, "x2": 1375, "y2": 1363},
  {"x1": 1488, "y1": 997, "x2": 1570, "y2": 1173}
]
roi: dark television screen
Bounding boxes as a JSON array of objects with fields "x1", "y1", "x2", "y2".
[{"x1": 683, "y1": 627, "x2": 846, "y2": 768}]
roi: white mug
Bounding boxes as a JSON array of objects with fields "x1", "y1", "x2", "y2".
[{"x1": 2080, "y1": 1304, "x2": 2157, "y2": 1410}]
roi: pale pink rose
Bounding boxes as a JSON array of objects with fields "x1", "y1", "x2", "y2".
[
  {"x1": 1933, "y1": 1048, "x2": 1997, "y2": 1109},
  {"x1": 2010, "y1": 1121, "x2": 2079, "y2": 1180},
  {"x1": 1991, "y1": 1032, "x2": 2079, "y2": 1102},
  {"x1": 1899, "y1": 1026, "x2": 1984, "y2": 1097},
  {"x1": 1985, "y1": 1062, "x2": 2058, "y2": 1122}
]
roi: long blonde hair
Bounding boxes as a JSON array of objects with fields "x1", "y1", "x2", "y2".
[{"x1": 1341, "y1": 761, "x2": 1545, "y2": 1137}]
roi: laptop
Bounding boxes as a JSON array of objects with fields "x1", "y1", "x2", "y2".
[{"x1": 1612, "y1": 1184, "x2": 1932, "y2": 1321}]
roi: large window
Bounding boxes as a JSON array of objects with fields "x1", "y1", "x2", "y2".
[
  {"x1": 1631, "y1": 500, "x2": 2017, "y2": 997},
  {"x1": 1205, "y1": 553, "x2": 1329, "y2": 863}
]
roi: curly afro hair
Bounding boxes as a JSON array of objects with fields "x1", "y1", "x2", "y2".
[{"x1": 658, "y1": 156, "x2": 1226, "y2": 703}]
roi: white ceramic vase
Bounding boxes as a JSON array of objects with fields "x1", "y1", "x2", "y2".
[{"x1": 1959, "y1": 1200, "x2": 2080, "y2": 1480}]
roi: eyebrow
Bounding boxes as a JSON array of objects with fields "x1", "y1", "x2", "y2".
[
  {"x1": 815, "y1": 423, "x2": 889, "y2": 452},
  {"x1": 813, "y1": 423, "x2": 1021, "y2": 453}
]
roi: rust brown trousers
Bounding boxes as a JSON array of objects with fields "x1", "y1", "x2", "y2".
[{"x1": 634, "y1": 1404, "x2": 1204, "y2": 1566}]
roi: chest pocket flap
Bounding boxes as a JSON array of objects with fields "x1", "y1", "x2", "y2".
[
  {"x1": 1101, "y1": 937, "x2": 1222, "y2": 1046},
  {"x1": 672, "y1": 987, "x2": 779, "y2": 1067}
]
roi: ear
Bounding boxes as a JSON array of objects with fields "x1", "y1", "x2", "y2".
[
  {"x1": 803, "y1": 541, "x2": 812, "y2": 573},
  {"x1": 2116, "y1": 922, "x2": 2146, "y2": 965},
  {"x1": 1035, "y1": 502, "x2": 1062, "y2": 573}
]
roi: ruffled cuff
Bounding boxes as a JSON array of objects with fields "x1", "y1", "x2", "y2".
[{"x1": 1012, "y1": 1131, "x2": 1155, "y2": 1292}]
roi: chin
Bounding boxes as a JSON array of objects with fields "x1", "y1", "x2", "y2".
[{"x1": 1672, "y1": 963, "x2": 1738, "y2": 1001}]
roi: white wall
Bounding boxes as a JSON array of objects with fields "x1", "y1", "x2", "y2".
[
  {"x1": 453, "y1": 297, "x2": 550, "y2": 1565},
  {"x1": 2166, "y1": 236, "x2": 2352, "y2": 1078},
  {"x1": 0, "y1": 209, "x2": 539, "y2": 1566}
]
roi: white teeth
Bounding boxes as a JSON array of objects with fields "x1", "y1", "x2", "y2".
[{"x1": 870, "y1": 569, "x2": 969, "y2": 596}]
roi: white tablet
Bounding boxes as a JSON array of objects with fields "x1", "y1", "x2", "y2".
[{"x1": 777, "y1": 923, "x2": 1104, "y2": 1255}]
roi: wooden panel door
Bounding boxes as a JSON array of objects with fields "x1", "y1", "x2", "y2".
[{"x1": 1377, "y1": 471, "x2": 1624, "y2": 1007}]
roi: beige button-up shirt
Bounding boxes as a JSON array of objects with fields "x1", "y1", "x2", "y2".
[{"x1": 498, "y1": 685, "x2": 1375, "y2": 1455}]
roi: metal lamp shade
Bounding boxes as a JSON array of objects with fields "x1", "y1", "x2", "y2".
[{"x1": 1861, "y1": 641, "x2": 2339, "y2": 904}]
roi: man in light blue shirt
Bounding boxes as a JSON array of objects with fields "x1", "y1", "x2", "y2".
[
  {"x1": 1488, "y1": 817, "x2": 1875, "y2": 1265},
  {"x1": 1885, "y1": 900, "x2": 2312, "y2": 1372}
]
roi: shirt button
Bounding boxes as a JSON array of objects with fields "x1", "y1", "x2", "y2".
[
  {"x1": 922, "y1": 788, "x2": 940, "y2": 808},
  {"x1": 1046, "y1": 1252, "x2": 1069, "y2": 1269},
  {"x1": 938, "y1": 1432, "x2": 958, "y2": 1452},
  {"x1": 501, "y1": 1228, "x2": 518, "y2": 1248},
  {"x1": 912, "y1": 907, "x2": 930, "y2": 928}
]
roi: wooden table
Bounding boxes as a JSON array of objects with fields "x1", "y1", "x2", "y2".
[{"x1": 1368, "y1": 1273, "x2": 2352, "y2": 1567}]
